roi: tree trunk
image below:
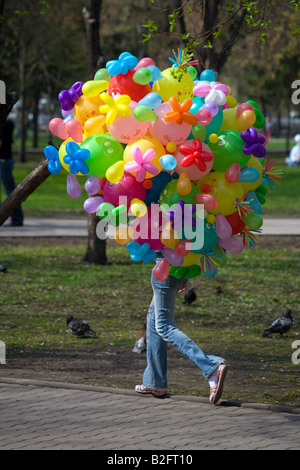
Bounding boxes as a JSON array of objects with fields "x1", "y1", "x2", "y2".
[
  {"x1": 0, "y1": 158, "x2": 50, "y2": 226},
  {"x1": 83, "y1": 0, "x2": 107, "y2": 265}
]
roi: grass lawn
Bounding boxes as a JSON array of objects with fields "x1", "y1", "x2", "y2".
[{"x1": 0, "y1": 238, "x2": 299, "y2": 406}]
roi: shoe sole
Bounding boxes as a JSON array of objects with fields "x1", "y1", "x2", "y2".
[
  {"x1": 211, "y1": 364, "x2": 227, "y2": 404},
  {"x1": 135, "y1": 386, "x2": 167, "y2": 398}
]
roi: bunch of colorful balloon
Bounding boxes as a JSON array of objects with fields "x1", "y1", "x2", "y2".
[{"x1": 44, "y1": 49, "x2": 282, "y2": 281}]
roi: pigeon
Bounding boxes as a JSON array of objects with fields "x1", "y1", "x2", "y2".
[
  {"x1": 132, "y1": 321, "x2": 147, "y2": 353},
  {"x1": 183, "y1": 288, "x2": 197, "y2": 305},
  {"x1": 66, "y1": 315, "x2": 97, "y2": 338},
  {"x1": 262, "y1": 309, "x2": 293, "y2": 337}
]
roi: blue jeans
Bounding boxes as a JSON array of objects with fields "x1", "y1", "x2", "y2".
[
  {"x1": 142, "y1": 256, "x2": 225, "y2": 389},
  {"x1": 0, "y1": 159, "x2": 23, "y2": 225}
]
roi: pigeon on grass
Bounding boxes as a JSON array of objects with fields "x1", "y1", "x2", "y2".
[
  {"x1": 183, "y1": 288, "x2": 196, "y2": 305},
  {"x1": 262, "y1": 309, "x2": 293, "y2": 337},
  {"x1": 66, "y1": 315, "x2": 97, "y2": 338}
]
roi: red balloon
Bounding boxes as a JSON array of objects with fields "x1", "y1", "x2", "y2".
[
  {"x1": 154, "y1": 258, "x2": 170, "y2": 281},
  {"x1": 108, "y1": 70, "x2": 151, "y2": 102},
  {"x1": 225, "y1": 211, "x2": 246, "y2": 235}
]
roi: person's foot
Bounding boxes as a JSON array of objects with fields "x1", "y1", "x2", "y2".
[
  {"x1": 208, "y1": 364, "x2": 227, "y2": 404},
  {"x1": 0, "y1": 265, "x2": 7, "y2": 272},
  {"x1": 135, "y1": 384, "x2": 167, "y2": 398}
]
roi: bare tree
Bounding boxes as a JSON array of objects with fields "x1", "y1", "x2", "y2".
[{"x1": 83, "y1": 0, "x2": 107, "y2": 265}]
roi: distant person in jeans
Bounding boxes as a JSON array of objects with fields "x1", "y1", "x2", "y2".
[{"x1": 0, "y1": 119, "x2": 24, "y2": 226}]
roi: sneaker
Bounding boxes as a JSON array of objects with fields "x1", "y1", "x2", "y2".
[
  {"x1": 208, "y1": 364, "x2": 227, "y2": 404},
  {"x1": 135, "y1": 384, "x2": 167, "y2": 398}
]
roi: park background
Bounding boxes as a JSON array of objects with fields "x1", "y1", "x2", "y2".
[{"x1": 0, "y1": 0, "x2": 299, "y2": 408}]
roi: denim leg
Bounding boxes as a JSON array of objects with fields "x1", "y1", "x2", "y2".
[
  {"x1": 142, "y1": 299, "x2": 168, "y2": 389},
  {"x1": 142, "y1": 258, "x2": 225, "y2": 387}
]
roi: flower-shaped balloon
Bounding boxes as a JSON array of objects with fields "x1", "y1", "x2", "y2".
[
  {"x1": 44, "y1": 145, "x2": 62, "y2": 175},
  {"x1": 164, "y1": 97, "x2": 198, "y2": 125},
  {"x1": 179, "y1": 139, "x2": 213, "y2": 172},
  {"x1": 240, "y1": 127, "x2": 266, "y2": 158},
  {"x1": 99, "y1": 92, "x2": 131, "y2": 125},
  {"x1": 124, "y1": 147, "x2": 159, "y2": 182},
  {"x1": 106, "y1": 52, "x2": 138, "y2": 77},
  {"x1": 63, "y1": 142, "x2": 90, "y2": 175},
  {"x1": 193, "y1": 81, "x2": 229, "y2": 106},
  {"x1": 58, "y1": 81, "x2": 83, "y2": 111}
]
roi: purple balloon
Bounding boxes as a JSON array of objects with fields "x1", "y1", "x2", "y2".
[
  {"x1": 67, "y1": 174, "x2": 82, "y2": 198},
  {"x1": 162, "y1": 247, "x2": 184, "y2": 266},
  {"x1": 85, "y1": 175, "x2": 101, "y2": 195},
  {"x1": 202, "y1": 101, "x2": 219, "y2": 117},
  {"x1": 83, "y1": 196, "x2": 104, "y2": 213}
]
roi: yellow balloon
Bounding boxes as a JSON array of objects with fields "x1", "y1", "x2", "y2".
[
  {"x1": 73, "y1": 94, "x2": 104, "y2": 126},
  {"x1": 105, "y1": 160, "x2": 125, "y2": 183},
  {"x1": 130, "y1": 198, "x2": 147, "y2": 217},
  {"x1": 240, "y1": 155, "x2": 264, "y2": 192},
  {"x1": 176, "y1": 172, "x2": 192, "y2": 196},
  {"x1": 123, "y1": 136, "x2": 164, "y2": 178},
  {"x1": 160, "y1": 221, "x2": 179, "y2": 247},
  {"x1": 219, "y1": 108, "x2": 238, "y2": 131},
  {"x1": 82, "y1": 80, "x2": 109, "y2": 97},
  {"x1": 84, "y1": 115, "x2": 106, "y2": 137},
  {"x1": 115, "y1": 226, "x2": 134, "y2": 244},
  {"x1": 237, "y1": 110, "x2": 256, "y2": 132},
  {"x1": 152, "y1": 67, "x2": 194, "y2": 103},
  {"x1": 181, "y1": 252, "x2": 201, "y2": 267},
  {"x1": 197, "y1": 171, "x2": 244, "y2": 215}
]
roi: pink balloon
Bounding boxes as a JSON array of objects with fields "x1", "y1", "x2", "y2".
[
  {"x1": 149, "y1": 102, "x2": 191, "y2": 146},
  {"x1": 107, "y1": 101, "x2": 149, "y2": 144},
  {"x1": 66, "y1": 119, "x2": 83, "y2": 142},
  {"x1": 218, "y1": 236, "x2": 244, "y2": 254},
  {"x1": 195, "y1": 109, "x2": 212, "y2": 126},
  {"x1": 194, "y1": 193, "x2": 218, "y2": 211},
  {"x1": 49, "y1": 118, "x2": 69, "y2": 140},
  {"x1": 135, "y1": 57, "x2": 155, "y2": 70},
  {"x1": 175, "y1": 240, "x2": 191, "y2": 256},
  {"x1": 225, "y1": 162, "x2": 241, "y2": 183},
  {"x1": 216, "y1": 213, "x2": 232, "y2": 240},
  {"x1": 175, "y1": 140, "x2": 213, "y2": 181},
  {"x1": 154, "y1": 258, "x2": 170, "y2": 281},
  {"x1": 83, "y1": 196, "x2": 104, "y2": 213},
  {"x1": 103, "y1": 172, "x2": 146, "y2": 209},
  {"x1": 67, "y1": 173, "x2": 82, "y2": 198}
]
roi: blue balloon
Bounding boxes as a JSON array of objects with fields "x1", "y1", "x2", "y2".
[
  {"x1": 139, "y1": 92, "x2": 162, "y2": 109},
  {"x1": 147, "y1": 65, "x2": 162, "y2": 82},
  {"x1": 245, "y1": 191, "x2": 262, "y2": 215},
  {"x1": 159, "y1": 154, "x2": 177, "y2": 171},
  {"x1": 239, "y1": 167, "x2": 260, "y2": 183},
  {"x1": 200, "y1": 69, "x2": 216, "y2": 82},
  {"x1": 144, "y1": 171, "x2": 172, "y2": 205}
]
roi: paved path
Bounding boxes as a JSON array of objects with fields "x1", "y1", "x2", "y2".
[
  {"x1": 1, "y1": 217, "x2": 300, "y2": 237},
  {"x1": 0, "y1": 378, "x2": 299, "y2": 451}
]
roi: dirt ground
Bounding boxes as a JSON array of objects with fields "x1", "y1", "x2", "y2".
[{"x1": 1, "y1": 235, "x2": 299, "y2": 406}]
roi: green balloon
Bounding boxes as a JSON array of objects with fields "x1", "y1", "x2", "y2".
[
  {"x1": 80, "y1": 134, "x2": 124, "y2": 177},
  {"x1": 134, "y1": 105, "x2": 157, "y2": 122},
  {"x1": 192, "y1": 124, "x2": 206, "y2": 141},
  {"x1": 133, "y1": 67, "x2": 152, "y2": 85},
  {"x1": 94, "y1": 68, "x2": 111, "y2": 82},
  {"x1": 209, "y1": 130, "x2": 251, "y2": 172},
  {"x1": 242, "y1": 212, "x2": 263, "y2": 230},
  {"x1": 159, "y1": 180, "x2": 198, "y2": 211}
]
